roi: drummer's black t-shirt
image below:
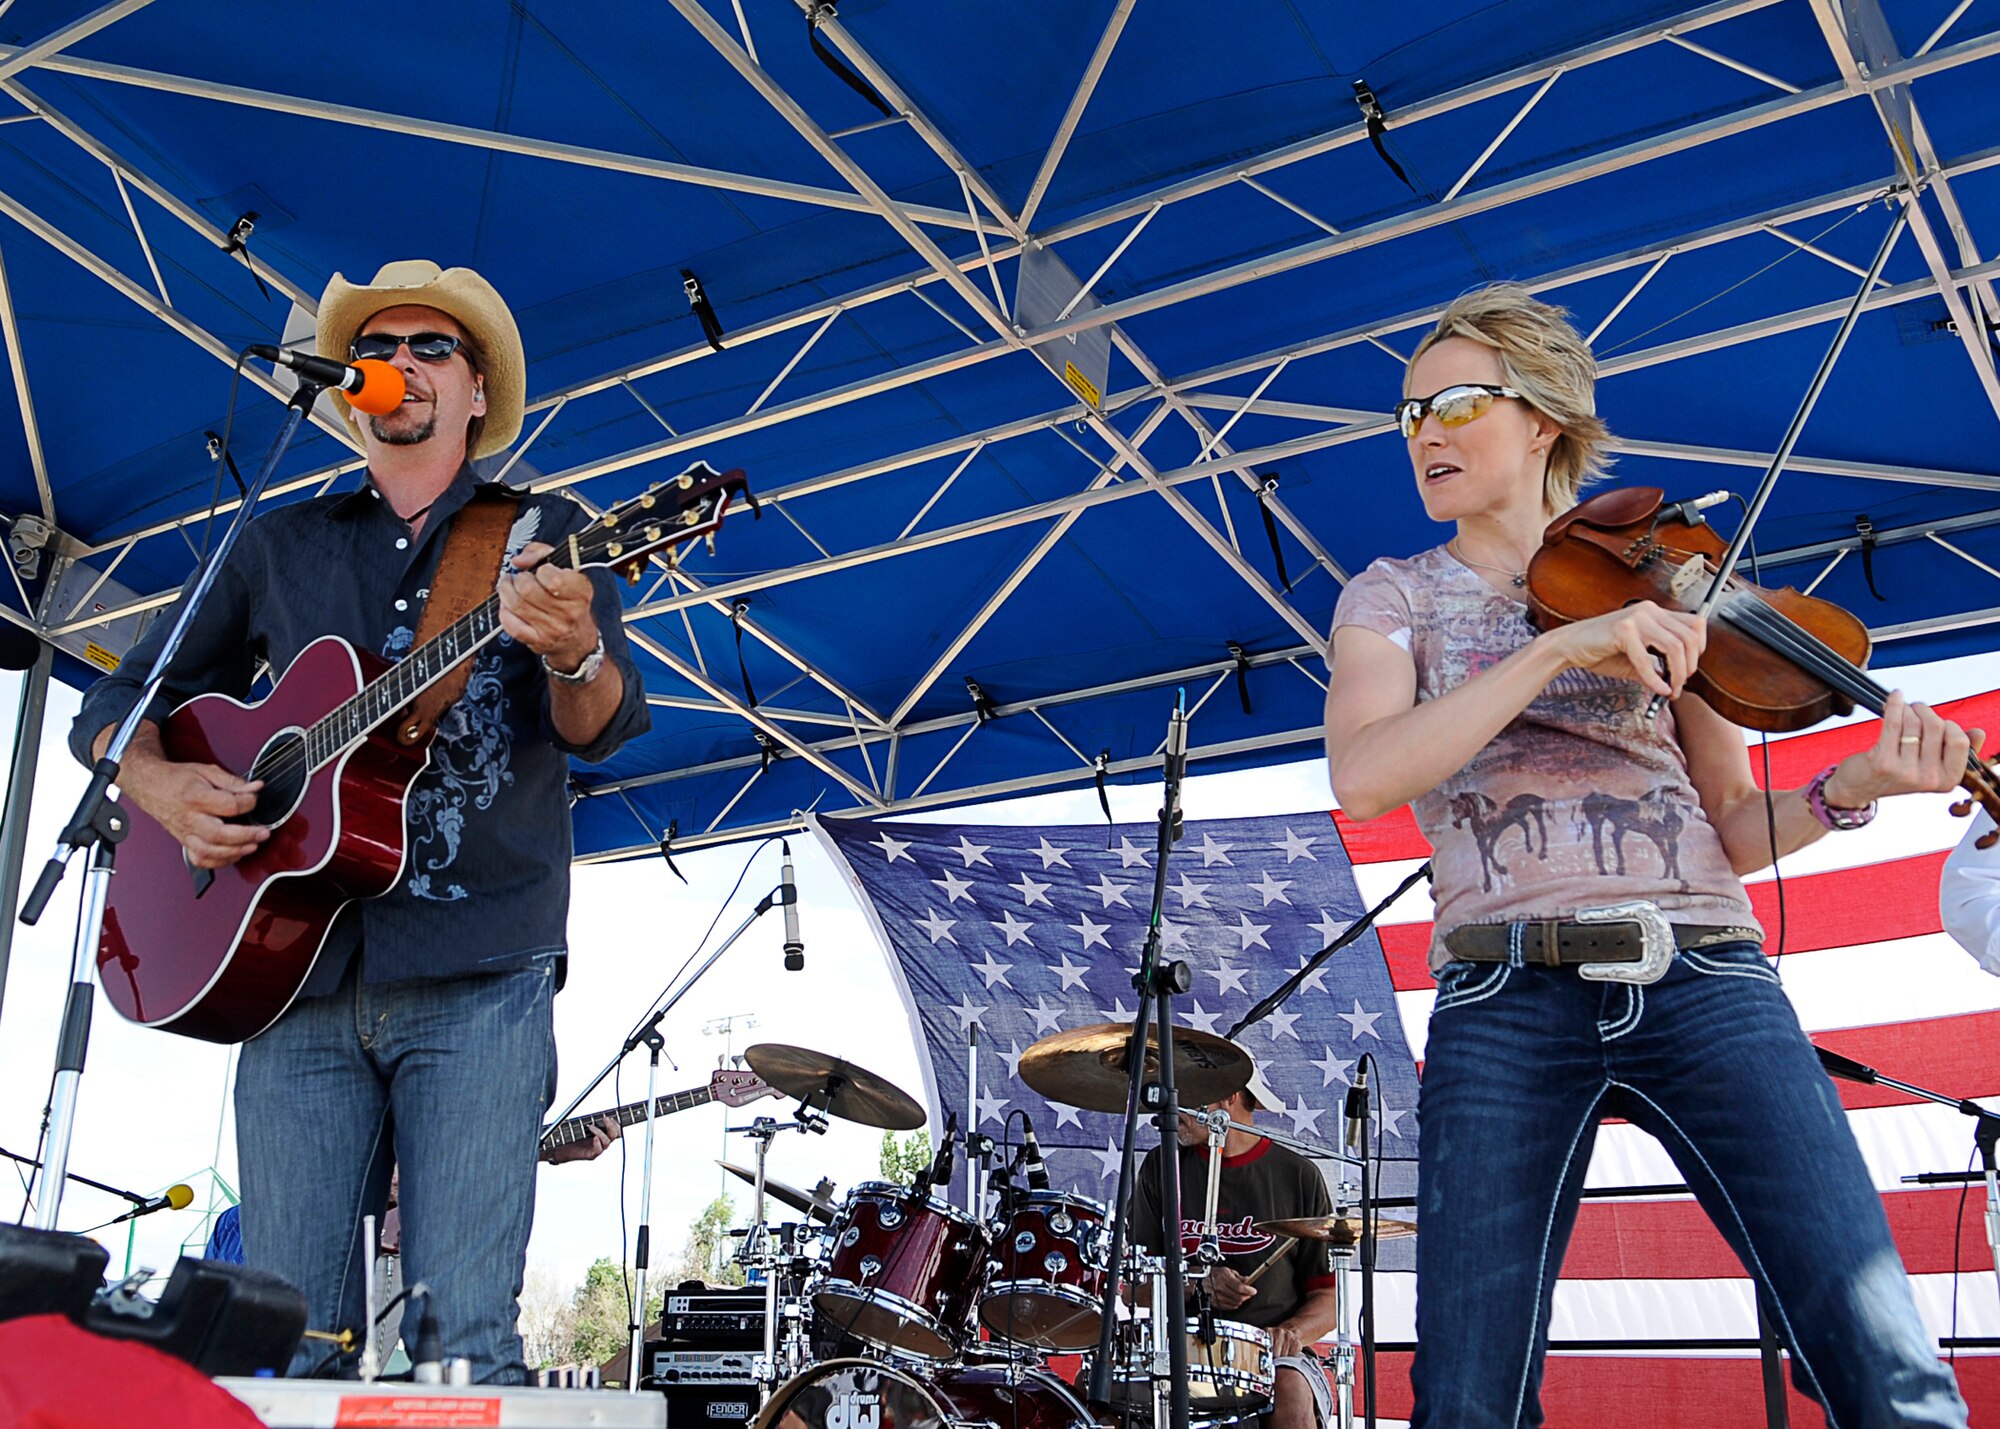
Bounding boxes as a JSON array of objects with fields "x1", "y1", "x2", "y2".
[{"x1": 1128, "y1": 1136, "x2": 1337, "y2": 1328}]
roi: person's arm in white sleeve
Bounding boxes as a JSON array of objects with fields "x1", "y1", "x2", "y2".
[{"x1": 1939, "y1": 810, "x2": 2000, "y2": 976}]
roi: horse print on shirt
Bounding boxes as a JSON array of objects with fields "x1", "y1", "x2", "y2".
[
  {"x1": 1575, "y1": 787, "x2": 1691, "y2": 892},
  {"x1": 1447, "y1": 791, "x2": 1551, "y2": 892}
]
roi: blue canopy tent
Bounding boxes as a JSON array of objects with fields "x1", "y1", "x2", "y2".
[{"x1": 0, "y1": 0, "x2": 1995, "y2": 871}]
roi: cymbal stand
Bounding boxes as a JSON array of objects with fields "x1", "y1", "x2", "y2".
[
  {"x1": 1087, "y1": 696, "x2": 1194, "y2": 1429},
  {"x1": 16, "y1": 372, "x2": 336, "y2": 1229},
  {"x1": 626, "y1": 1017, "x2": 666, "y2": 1395},
  {"x1": 733, "y1": 1112, "x2": 820, "y2": 1391},
  {"x1": 1193, "y1": 1110, "x2": 1226, "y2": 1344}
]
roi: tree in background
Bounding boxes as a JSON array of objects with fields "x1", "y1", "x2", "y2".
[
  {"x1": 664, "y1": 1193, "x2": 745, "y2": 1286},
  {"x1": 567, "y1": 1257, "x2": 663, "y2": 1369},
  {"x1": 878, "y1": 1129, "x2": 932, "y2": 1185},
  {"x1": 518, "y1": 1266, "x2": 576, "y2": 1369}
]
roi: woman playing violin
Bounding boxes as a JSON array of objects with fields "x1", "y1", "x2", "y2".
[{"x1": 1323, "y1": 283, "x2": 1973, "y2": 1428}]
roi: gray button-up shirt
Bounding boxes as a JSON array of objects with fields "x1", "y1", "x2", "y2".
[{"x1": 69, "y1": 465, "x2": 649, "y2": 994}]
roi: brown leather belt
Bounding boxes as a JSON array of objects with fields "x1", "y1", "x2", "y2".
[{"x1": 1443, "y1": 920, "x2": 1761, "y2": 968}]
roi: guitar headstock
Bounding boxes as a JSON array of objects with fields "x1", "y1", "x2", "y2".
[
  {"x1": 710, "y1": 1067, "x2": 782, "y2": 1108},
  {"x1": 567, "y1": 461, "x2": 749, "y2": 584}
]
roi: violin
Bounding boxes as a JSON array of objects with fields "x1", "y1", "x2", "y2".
[{"x1": 1525, "y1": 485, "x2": 2000, "y2": 845}]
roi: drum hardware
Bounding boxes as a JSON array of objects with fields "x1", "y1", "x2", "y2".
[
  {"x1": 731, "y1": 1111, "x2": 826, "y2": 1391},
  {"x1": 718, "y1": 1161, "x2": 839, "y2": 1225},
  {"x1": 755, "y1": 1356, "x2": 1099, "y2": 1429}
]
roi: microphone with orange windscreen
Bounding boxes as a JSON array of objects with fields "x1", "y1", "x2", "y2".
[{"x1": 246, "y1": 346, "x2": 405, "y2": 415}]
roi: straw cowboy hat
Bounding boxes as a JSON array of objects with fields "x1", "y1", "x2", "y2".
[{"x1": 316, "y1": 259, "x2": 525, "y2": 460}]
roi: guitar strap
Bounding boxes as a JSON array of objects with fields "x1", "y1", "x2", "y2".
[{"x1": 395, "y1": 485, "x2": 523, "y2": 747}]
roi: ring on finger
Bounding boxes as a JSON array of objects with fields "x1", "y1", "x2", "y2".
[{"x1": 1900, "y1": 735, "x2": 1921, "y2": 746}]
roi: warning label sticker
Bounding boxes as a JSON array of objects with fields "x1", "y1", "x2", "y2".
[
  {"x1": 333, "y1": 1396, "x2": 502, "y2": 1427},
  {"x1": 1063, "y1": 360, "x2": 1102, "y2": 410},
  {"x1": 82, "y1": 642, "x2": 119, "y2": 672}
]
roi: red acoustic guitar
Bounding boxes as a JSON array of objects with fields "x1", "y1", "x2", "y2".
[{"x1": 96, "y1": 465, "x2": 747, "y2": 1044}]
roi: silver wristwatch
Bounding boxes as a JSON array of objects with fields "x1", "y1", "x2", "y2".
[{"x1": 544, "y1": 635, "x2": 606, "y2": 686}]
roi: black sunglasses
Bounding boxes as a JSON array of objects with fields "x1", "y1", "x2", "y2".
[{"x1": 349, "y1": 331, "x2": 466, "y2": 364}]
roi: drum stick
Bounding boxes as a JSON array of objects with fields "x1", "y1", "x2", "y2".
[{"x1": 1243, "y1": 1235, "x2": 1296, "y2": 1287}]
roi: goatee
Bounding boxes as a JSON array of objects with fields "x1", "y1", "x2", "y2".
[{"x1": 367, "y1": 410, "x2": 437, "y2": 446}]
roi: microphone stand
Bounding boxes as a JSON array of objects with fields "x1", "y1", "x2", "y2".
[
  {"x1": 627, "y1": 1014, "x2": 665, "y2": 1396},
  {"x1": 15, "y1": 371, "x2": 335, "y2": 1230},
  {"x1": 1087, "y1": 697, "x2": 1194, "y2": 1429}
]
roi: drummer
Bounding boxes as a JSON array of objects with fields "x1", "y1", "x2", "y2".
[{"x1": 1129, "y1": 1057, "x2": 1342, "y2": 1429}]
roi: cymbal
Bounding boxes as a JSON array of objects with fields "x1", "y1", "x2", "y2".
[
  {"x1": 1017, "y1": 1022, "x2": 1252, "y2": 1113},
  {"x1": 1256, "y1": 1214, "x2": 1418, "y2": 1247},
  {"x1": 718, "y1": 1160, "x2": 839, "y2": 1224},
  {"x1": 744, "y1": 1042, "x2": 925, "y2": 1130}
]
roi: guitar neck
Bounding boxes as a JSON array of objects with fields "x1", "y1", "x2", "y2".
[{"x1": 541, "y1": 1084, "x2": 716, "y2": 1149}]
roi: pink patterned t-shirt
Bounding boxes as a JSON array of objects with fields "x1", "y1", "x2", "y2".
[{"x1": 1332, "y1": 544, "x2": 1759, "y2": 969}]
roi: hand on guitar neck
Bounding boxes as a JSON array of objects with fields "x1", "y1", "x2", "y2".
[
  {"x1": 541, "y1": 1113, "x2": 620, "y2": 1165},
  {"x1": 93, "y1": 719, "x2": 269, "y2": 871}
]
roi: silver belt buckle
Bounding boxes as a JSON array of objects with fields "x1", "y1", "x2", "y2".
[{"x1": 1575, "y1": 900, "x2": 1674, "y2": 985}]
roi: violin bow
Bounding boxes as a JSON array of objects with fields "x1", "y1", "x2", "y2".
[{"x1": 1644, "y1": 198, "x2": 1912, "y2": 721}]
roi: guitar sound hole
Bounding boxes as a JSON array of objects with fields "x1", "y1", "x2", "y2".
[{"x1": 235, "y1": 729, "x2": 310, "y2": 827}]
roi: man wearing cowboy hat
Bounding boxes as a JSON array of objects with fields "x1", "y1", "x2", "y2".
[
  {"x1": 1130, "y1": 1053, "x2": 1346, "y2": 1429},
  {"x1": 72, "y1": 260, "x2": 649, "y2": 1382}
]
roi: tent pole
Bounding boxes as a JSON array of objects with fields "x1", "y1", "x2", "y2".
[{"x1": 0, "y1": 640, "x2": 51, "y2": 1026}]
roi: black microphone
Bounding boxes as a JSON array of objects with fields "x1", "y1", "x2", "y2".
[
  {"x1": 779, "y1": 841, "x2": 804, "y2": 972},
  {"x1": 918, "y1": 1114, "x2": 958, "y2": 1201},
  {"x1": 104, "y1": 1183, "x2": 193, "y2": 1226},
  {"x1": 244, "y1": 344, "x2": 405, "y2": 412},
  {"x1": 1662, "y1": 489, "x2": 1732, "y2": 528},
  {"x1": 1020, "y1": 1115, "x2": 1051, "y2": 1192},
  {"x1": 1344, "y1": 1064, "x2": 1370, "y2": 1156},
  {"x1": 1816, "y1": 1047, "x2": 1879, "y2": 1085}
]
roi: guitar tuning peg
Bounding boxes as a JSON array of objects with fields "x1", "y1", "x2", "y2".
[
  {"x1": 646, "y1": 526, "x2": 662, "y2": 543},
  {"x1": 677, "y1": 472, "x2": 695, "y2": 489},
  {"x1": 681, "y1": 509, "x2": 700, "y2": 526},
  {"x1": 640, "y1": 493, "x2": 656, "y2": 509},
  {"x1": 625, "y1": 563, "x2": 642, "y2": 587},
  {"x1": 706, "y1": 532, "x2": 718, "y2": 557}
]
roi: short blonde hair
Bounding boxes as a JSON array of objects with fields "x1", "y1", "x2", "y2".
[{"x1": 1407, "y1": 283, "x2": 1611, "y2": 510}]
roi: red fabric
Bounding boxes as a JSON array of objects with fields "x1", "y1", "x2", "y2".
[
  {"x1": 0, "y1": 1315, "x2": 266, "y2": 1427},
  {"x1": 1221, "y1": 1137, "x2": 1271, "y2": 1168},
  {"x1": 1361, "y1": 1349, "x2": 2000, "y2": 1427}
]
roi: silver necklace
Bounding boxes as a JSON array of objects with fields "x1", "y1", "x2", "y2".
[{"x1": 1450, "y1": 538, "x2": 1526, "y2": 588}]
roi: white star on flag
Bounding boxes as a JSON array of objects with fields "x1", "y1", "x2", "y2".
[
  {"x1": 1234, "y1": 912, "x2": 1273, "y2": 951},
  {"x1": 1067, "y1": 914, "x2": 1111, "y2": 951},
  {"x1": 1263, "y1": 1006, "x2": 1302, "y2": 1041},
  {"x1": 991, "y1": 911, "x2": 1036, "y2": 947},
  {"x1": 1310, "y1": 909, "x2": 1352, "y2": 944},
  {"x1": 1012, "y1": 871, "x2": 1054, "y2": 908},
  {"x1": 1280, "y1": 828, "x2": 1319, "y2": 863},
  {"x1": 1339, "y1": 999, "x2": 1385, "y2": 1041},
  {"x1": 1027, "y1": 996, "x2": 1066, "y2": 1036},
  {"x1": 953, "y1": 836, "x2": 993, "y2": 867},
  {"x1": 1050, "y1": 952, "x2": 1092, "y2": 990},
  {"x1": 970, "y1": 950, "x2": 1014, "y2": 989},
  {"x1": 1114, "y1": 837, "x2": 1150, "y2": 868},
  {"x1": 1249, "y1": 870, "x2": 1294, "y2": 906},
  {"x1": 1183, "y1": 1001, "x2": 1223, "y2": 1034},
  {"x1": 1205, "y1": 961, "x2": 1249, "y2": 995},
  {"x1": 1311, "y1": 1046, "x2": 1357, "y2": 1086},
  {"x1": 873, "y1": 831, "x2": 914, "y2": 863},
  {"x1": 949, "y1": 993, "x2": 988, "y2": 1032},
  {"x1": 977, "y1": 1092, "x2": 1009, "y2": 1126},
  {"x1": 932, "y1": 870, "x2": 976, "y2": 905},
  {"x1": 914, "y1": 908, "x2": 958, "y2": 944},
  {"x1": 1288, "y1": 958, "x2": 1331, "y2": 995},
  {"x1": 1380, "y1": 1105, "x2": 1412, "y2": 1138},
  {"x1": 1173, "y1": 874, "x2": 1213, "y2": 909},
  {"x1": 1197, "y1": 833, "x2": 1234, "y2": 867},
  {"x1": 1099, "y1": 995, "x2": 1137, "y2": 1022},
  {"x1": 1090, "y1": 874, "x2": 1132, "y2": 909},
  {"x1": 1159, "y1": 919, "x2": 1192, "y2": 952},
  {"x1": 1000, "y1": 1042, "x2": 1027, "y2": 1078},
  {"x1": 1051, "y1": 1102, "x2": 1083, "y2": 1129},
  {"x1": 1093, "y1": 1136, "x2": 1125, "y2": 1181},
  {"x1": 1032, "y1": 837, "x2": 1072, "y2": 870},
  {"x1": 1282, "y1": 1093, "x2": 1325, "y2": 1136}
]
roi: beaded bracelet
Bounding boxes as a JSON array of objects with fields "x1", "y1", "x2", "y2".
[{"x1": 1804, "y1": 763, "x2": 1876, "y2": 831}]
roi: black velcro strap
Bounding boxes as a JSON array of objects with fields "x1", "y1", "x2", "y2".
[
  {"x1": 1228, "y1": 641, "x2": 1253, "y2": 716},
  {"x1": 1256, "y1": 475, "x2": 1293, "y2": 591},
  {"x1": 966, "y1": 677, "x2": 998, "y2": 724},
  {"x1": 757, "y1": 733, "x2": 781, "y2": 775},
  {"x1": 1856, "y1": 513, "x2": 1887, "y2": 601},
  {"x1": 658, "y1": 818, "x2": 689, "y2": 885},
  {"x1": 808, "y1": 8, "x2": 893, "y2": 118},
  {"x1": 683, "y1": 268, "x2": 726, "y2": 352},
  {"x1": 1353, "y1": 80, "x2": 1415, "y2": 192},
  {"x1": 730, "y1": 600, "x2": 759, "y2": 710},
  {"x1": 1093, "y1": 749, "x2": 1113, "y2": 830},
  {"x1": 222, "y1": 212, "x2": 271, "y2": 303},
  {"x1": 205, "y1": 429, "x2": 248, "y2": 499}
]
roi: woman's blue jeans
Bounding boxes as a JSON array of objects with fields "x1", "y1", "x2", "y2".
[{"x1": 1412, "y1": 942, "x2": 1968, "y2": 1429}]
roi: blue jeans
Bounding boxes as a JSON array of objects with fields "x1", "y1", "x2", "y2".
[
  {"x1": 235, "y1": 959, "x2": 556, "y2": 1384},
  {"x1": 1412, "y1": 942, "x2": 1967, "y2": 1429}
]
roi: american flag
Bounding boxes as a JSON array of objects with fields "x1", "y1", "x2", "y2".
[{"x1": 817, "y1": 809, "x2": 1420, "y2": 1268}]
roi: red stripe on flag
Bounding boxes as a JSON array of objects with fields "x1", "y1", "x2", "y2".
[
  {"x1": 1559, "y1": 1187, "x2": 1993, "y2": 1279},
  {"x1": 1812, "y1": 1011, "x2": 2000, "y2": 1110},
  {"x1": 1362, "y1": 1350, "x2": 1999, "y2": 1427},
  {"x1": 1332, "y1": 807, "x2": 1431, "y2": 863},
  {"x1": 1745, "y1": 688, "x2": 2000, "y2": 791},
  {"x1": 1375, "y1": 850, "x2": 1952, "y2": 992}
]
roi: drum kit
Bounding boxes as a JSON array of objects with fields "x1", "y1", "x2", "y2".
[{"x1": 712, "y1": 1031, "x2": 1407, "y2": 1429}]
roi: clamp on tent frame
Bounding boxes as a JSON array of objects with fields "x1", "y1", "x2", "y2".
[
  {"x1": 965, "y1": 676, "x2": 999, "y2": 724},
  {"x1": 1255, "y1": 473, "x2": 1293, "y2": 592},
  {"x1": 1352, "y1": 80, "x2": 1415, "y2": 191},
  {"x1": 683, "y1": 269, "x2": 727, "y2": 352},
  {"x1": 1855, "y1": 513, "x2": 1888, "y2": 601},
  {"x1": 1228, "y1": 641, "x2": 1253, "y2": 715}
]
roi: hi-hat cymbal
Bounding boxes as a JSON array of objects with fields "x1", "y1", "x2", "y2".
[
  {"x1": 1018, "y1": 1022, "x2": 1252, "y2": 1113},
  {"x1": 745, "y1": 1043, "x2": 925, "y2": 1130},
  {"x1": 1256, "y1": 1214, "x2": 1418, "y2": 1247},
  {"x1": 718, "y1": 1161, "x2": 839, "y2": 1224}
]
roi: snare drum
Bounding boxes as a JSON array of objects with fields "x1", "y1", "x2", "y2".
[
  {"x1": 1106, "y1": 1315, "x2": 1275, "y2": 1415},
  {"x1": 979, "y1": 1189, "x2": 1110, "y2": 1350},
  {"x1": 812, "y1": 1181, "x2": 990, "y2": 1360},
  {"x1": 756, "y1": 1358, "x2": 1095, "y2": 1429}
]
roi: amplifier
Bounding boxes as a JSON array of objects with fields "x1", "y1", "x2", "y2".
[
  {"x1": 649, "y1": 1349, "x2": 758, "y2": 1384},
  {"x1": 659, "y1": 1289, "x2": 766, "y2": 1347}
]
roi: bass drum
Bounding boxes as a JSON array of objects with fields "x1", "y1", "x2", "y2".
[{"x1": 756, "y1": 1357, "x2": 1096, "y2": 1429}]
